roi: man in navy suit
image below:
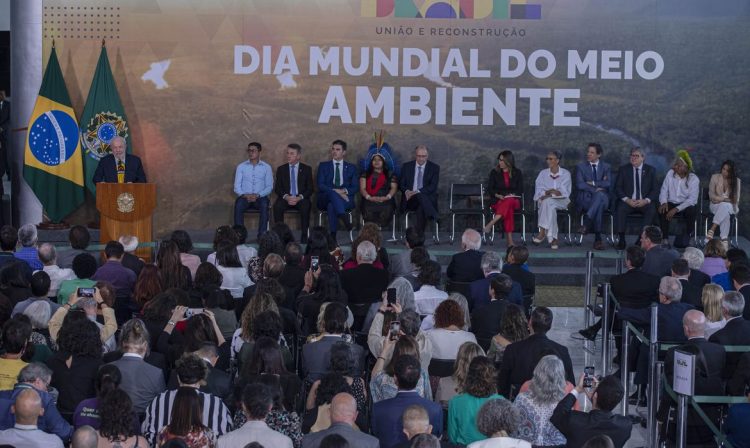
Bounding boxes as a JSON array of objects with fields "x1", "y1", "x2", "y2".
[
  {"x1": 91, "y1": 136, "x2": 147, "y2": 184},
  {"x1": 576, "y1": 143, "x2": 611, "y2": 250},
  {"x1": 372, "y1": 355, "x2": 442, "y2": 448},
  {"x1": 316, "y1": 139, "x2": 358, "y2": 239},
  {"x1": 614, "y1": 146, "x2": 658, "y2": 249},
  {"x1": 399, "y1": 145, "x2": 439, "y2": 236}
]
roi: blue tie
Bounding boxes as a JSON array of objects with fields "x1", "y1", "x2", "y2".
[{"x1": 290, "y1": 165, "x2": 297, "y2": 196}]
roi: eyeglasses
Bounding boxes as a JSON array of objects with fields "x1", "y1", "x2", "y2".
[{"x1": 630, "y1": 154, "x2": 642, "y2": 158}]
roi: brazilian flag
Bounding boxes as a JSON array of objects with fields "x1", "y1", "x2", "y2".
[
  {"x1": 23, "y1": 46, "x2": 85, "y2": 223},
  {"x1": 79, "y1": 43, "x2": 129, "y2": 194}
]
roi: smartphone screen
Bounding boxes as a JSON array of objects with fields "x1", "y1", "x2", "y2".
[
  {"x1": 387, "y1": 288, "x2": 397, "y2": 304},
  {"x1": 389, "y1": 321, "x2": 401, "y2": 340},
  {"x1": 77, "y1": 287, "x2": 95, "y2": 298},
  {"x1": 311, "y1": 256, "x2": 319, "y2": 271}
]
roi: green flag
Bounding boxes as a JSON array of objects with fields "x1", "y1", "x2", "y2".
[
  {"x1": 80, "y1": 44, "x2": 129, "y2": 194},
  {"x1": 23, "y1": 46, "x2": 85, "y2": 223}
]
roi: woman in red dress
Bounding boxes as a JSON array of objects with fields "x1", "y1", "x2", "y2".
[{"x1": 484, "y1": 150, "x2": 524, "y2": 247}]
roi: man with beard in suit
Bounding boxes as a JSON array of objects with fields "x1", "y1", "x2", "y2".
[{"x1": 273, "y1": 143, "x2": 314, "y2": 243}]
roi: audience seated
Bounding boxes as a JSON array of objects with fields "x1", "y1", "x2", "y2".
[
  {"x1": 640, "y1": 226, "x2": 679, "y2": 278},
  {"x1": 57, "y1": 253, "x2": 98, "y2": 305},
  {"x1": 202, "y1": 286, "x2": 237, "y2": 340},
  {"x1": 343, "y1": 223, "x2": 390, "y2": 271},
  {"x1": 390, "y1": 227, "x2": 436, "y2": 279},
  {"x1": 235, "y1": 224, "x2": 261, "y2": 268},
  {"x1": 498, "y1": 307, "x2": 575, "y2": 398},
  {"x1": 513, "y1": 355, "x2": 568, "y2": 447},
  {"x1": 0, "y1": 387, "x2": 64, "y2": 447},
  {"x1": 118, "y1": 235, "x2": 145, "y2": 278},
  {"x1": 471, "y1": 398, "x2": 531, "y2": 448},
  {"x1": 701, "y1": 239, "x2": 728, "y2": 278},
  {"x1": 12, "y1": 271, "x2": 59, "y2": 317},
  {"x1": 0, "y1": 362, "x2": 72, "y2": 440},
  {"x1": 413, "y1": 261, "x2": 448, "y2": 320},
  {"x1": 163, "y1": 310, "x2": 230, "y2": 370},
  {"x1": 671, "y1": 258, "x2": 702, "y2": 309},
  {"x1": 156, "y1": 240, "x2": 192, "y2": 291},
  {"x1": 233, "y1": 374, "x2": 303, "y2": 447},
  {"x1": 247, "y1": 231, "x2": 285, "y2": 283},
  {"x1": 402, "y1": 246, "x2": 431, "y2": 292},
  {"x1": 435, "y1": 341, "x2": 485, "y2": 409},
  {"x1": 157, "y1": 386, "x2": 219, "y2": 447},
  {"x1": 133, "y1": 263, "x2": 163, "y2": 310},
  {"x1": 301, "y1": 392, "x2": 379, "y2": 448},
  {"x1": 234, "y1": 307, "x2": 292, "y2": 372},
  {"x1": 0, "y1": 317, "x2": 31, "y2": 390},
  {"x1": 468, "y1": 252, "x2": 522, "y2": 311},
  {"x1": 96, "y1": 388, "x2": 148, "y2": 447},
  {"x1": 486, "y1": 303, "x2": 529, "y2": 369},
  {"x1": 339, "y1": 241, "x2": 389, "y2": 329},
  {"x1": 681, "y1": 247, "x2": 711, "y2": 290},
  {"x1": 370, "y1": 335, "x2": 432, "y2": 403},
  {"x1": 37, "y1": 243, "x2": 75, "y2": 299},
  {"x1": 220, "y1": 382, "x2": 293, "y2": 447},
  {"x1": 502, "y1": 245, "x2": 536, "y2": 300},
  {"x1": 306, "y1": 340, "x2": 367, "y2": 418},
  {"x1": 708, "y1": 291, "x2": 750, "y2": 380},
  {"x1": 372, "y1": 354, "x2": 442, "y2": 448},
  {"x1": 426, "y1": 300, "x2": 477, "y2": 361},
  {"x1": 712, "y1": 248, "x2": 748, "y2": 291},
  {"x1": 471, "y1": 274, "x2": 513, "y2": 351},
  {"x1": 551, "y1": 374, "x2": 631, "y2": 448},
  {"x1": 238, "y1": 336, "x2": 301, "y2": 413},
  {"x1": 171, "y1": 229, "x2": 201, "y2": 279},
  {"x1": 57, "y1": 225, "x2": 91, "y2": 269},
  {"x1": 71, "y1": 364, "x2": 128, "y2": 431},
  {"x1": 214, "y1": 239, "x2": 253, "y2": 299},
  {"x1": 368, "y1": 302, "x2": 431, "y2": 371},
  {"x1": 280, "y1": 242, "x2": 307, "y2": 301},
  {"x1": 295, "y1": 264, "x2": 348, "y2": 336},
  {"x1": 22, "y1": 301, "x2": 54, "y2": 356},
  {"x1": 14, "y1": 224, "x2": 43, "y2": 271},
  {"x1": 107, "y1": 319, "x2": 166, "y2": 414},
  {"x1": 301, "y1": 303, "x2": 365, "y2": 382},
  {"x1": 143, "y1": 353, "x2": 231, "y2": 445},
  {"x1": 448, "y1": 356, "x2": 504, "y2": 446},
  {"x1": 447, "y1": 229, "x2": 485, "y2": 283},
  {"x1": 92, "y1": 241, "x2": 137, "y2": 325},
  {"x1": 302, "y1": 373, "x2": 367, "y2": 434}
]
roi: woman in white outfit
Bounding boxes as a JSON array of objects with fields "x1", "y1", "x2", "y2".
[
  {"x1": 532, "y1": 151, "x2": 571, "y2": 250},
  {"x1": 707, "y1": 160, "x2": 740, "y2": 246}
]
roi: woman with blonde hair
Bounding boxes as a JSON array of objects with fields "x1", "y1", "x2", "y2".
[
  {"x1": 435, "y1": 341, "x2": 485, "y2": 408},
  {"x1": 702, "y1": 284, "x2": 726, "y2": 338}
]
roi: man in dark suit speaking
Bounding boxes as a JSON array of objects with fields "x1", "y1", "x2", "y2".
[
  {"x1": 399, "y1": 145, "x2": 440, "y2": 237},
  {"x1": 91, "y1": 136, "x2": 147, "y2": 183},
  {"x1": 273, "y1": 143, "x2": 314, "y2": 243}
]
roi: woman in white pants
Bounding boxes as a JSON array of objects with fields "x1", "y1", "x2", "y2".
[
  {"x1": 532, "y1": 151, "x2": 571, "y2": 250},
  {"x1": 707, "y1": 160, "x2": 740, "y2": 246}
]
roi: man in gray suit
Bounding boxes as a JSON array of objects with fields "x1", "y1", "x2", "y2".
[
  {"x1": 301, "y1": 393, "x2": 379, "y2": 448},
  {"x1": 107, "y1": 319, "x2": 166, "y2": 414}
]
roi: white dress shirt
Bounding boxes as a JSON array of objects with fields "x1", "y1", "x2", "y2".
[
  {"x1": 40, "y1": 265, "x2": 75, "y2": 297},
  {"x1": 659, "y1": 170, "x2": 699, "y2": 210}
]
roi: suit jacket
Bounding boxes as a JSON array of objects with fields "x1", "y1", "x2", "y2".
[
  {"x1": 497, "y1": 333, "x2": 575, "y2": 397},
  {"x1": 372, "y1": 391, "x2": 443, "y2": 448},
  {"x1": 664, "y1": 338, "x2": 725, "y2": 388},
  {"x1": 468, "y1": 273, "x2": 523, "y2": 311},
  {"x1": 642, "y1": 245, "x2": 680, "y2": 278},
  {"x1": 618, "y1": 302, "x2": 694, "y2": 343},
  {"x1": 301, "y1": 336, "x2": 366, "y2": 381},
  {"x1": 676, "y1": 278, "x2": 702, "y2": 310},
  {"x1": 614, "y1": 162, "x2": 658, "y2": 203},
  {"x1": 340, "y1": 263, "x2": 389, "y2": 304},
  {"x1": 688, "y1": 268, "x2": 711, "y2": 290},
  {"x1": 487, "y1": 167, "x2": 524, "y2": 205},
  {"x1": 471, "y1": 299, "x2": 508, "y2": 351},
  {"x1": 121, "y1": 252, "x2": 144, "y2": 278},
  {"x1": 741, "y1": 285, "x2": 750, "y2": 320},
  {"x1": 502, "y1": 263, "x2": 536, "y2": 297},
  {"x1": 92, "y1": 153, "x2": 147, "y2": 183},
  {"x1": 709, "y1": 317, "x2": 750, "y2": 379},
  {"x1": 0, "y1": 384, "x2": 72, "y2": 441},
  {"x1": 728, "y1": 351, "x2": 750, "y2": 396},
  {"x1": 398, "y1": 160, "x2": 440, "y2": 209},
  {"x1": 108, "y1": 355, "x2": 166, "y2": 413},
  {"x1": 609, "y1": 268, "x2": 660, "y2": 309},
  {"x1": 275, "y1": 162, "x2": 314, "y2": 199},
  {"x1": 550, "y1": 393, "x2": 632, "y2": 448},
  {"x1": 575, "y1": 160, "x2": 612, "y2": 211},
  {"x1": 316, "y1": 160, "x2": 359, "y2": 198},
  {"x1": 302, "y1": 422, "x2": 379, "y2": 448},
  {"x1": 447, "y1": 249, "x2": 485, "y2": 283}
]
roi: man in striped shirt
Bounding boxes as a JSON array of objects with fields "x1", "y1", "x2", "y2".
[{"x1": 142, "y1": 353, "x2": 232, "y2": 445}]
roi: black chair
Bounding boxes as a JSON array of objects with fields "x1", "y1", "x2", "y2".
[
  {"x1": 699, "y1": 187, "x2": 738, "y2": 248},
  {"x1": 487, "y1": 193, "x2": 529, "y2": 245},
  {"x1": 278, "y1": 209, "x2": 310, "y2": 240},
  {"x1": 317, "y1": 209, "x2": 355, "y2": 243},
  {"x1": 360, "y1": 213, "x2": 398, "y2": 242},
  {"x1": 428, "y1": 358, "x2": 455, "y2": 378},
  {"x1": 449, "y1": 183, "x2": 486, "y2": 244},
  {"x1": 403, "y1": 210, "x2": 440, "y2": 244}
]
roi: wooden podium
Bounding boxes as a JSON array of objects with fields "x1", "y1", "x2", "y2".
[{"x1": 96, "y1": 183, "x2": 156, "y2": 262}]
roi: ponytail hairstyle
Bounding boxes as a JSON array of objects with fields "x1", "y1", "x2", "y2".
[
  {"x1": 119, "y1": 318, "x2": 150, "y2": 356},
  {"x1": 95, "y1": 364, "x2": 122, "y2": 399}
]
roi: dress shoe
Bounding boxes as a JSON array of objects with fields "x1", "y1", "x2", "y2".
[
  {"x1": 616, "y1": 238, "x2": 626, "y2": 250},
  {"x1": 578, "y1": 224, "x2": 588, "y2": 236},
  {"x1": 593, "y1": 240, "x2": 605, "y2": 251},
  {"x1": 532, "y1": 234, "x2": 545, "y2": 245},
  {"x1": 578, "y1": 326, "x2": 598, "y2": 341},
  {"x1": 550, "y1": 239, "x2": 559, "y2": 250}
]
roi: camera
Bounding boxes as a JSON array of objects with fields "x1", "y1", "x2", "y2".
[
  {"x1": 77, "y1": 287, "x2": 96, "y2": 298},
  {"x1": 310, "y1": 256, "x2": 319, "y2": 271},
  {"x1": 389, "y1": 321, "x2": 401, "y2": 341},
  {"x1": 583, "y1": 366, "x2": 595, "y2": 388}
]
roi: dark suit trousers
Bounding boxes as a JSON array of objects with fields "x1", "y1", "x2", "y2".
[
  {"x1": 615, "y1": 200, "x2": 656, "y2": 234},
  {"x1": 273, "y1": 197, "x2": 311, "y2": 234},
  {"x1": 405, "y1": 193, "x2": 438, "y2": 234},
  {"x1": 317, "y1": 190, "x2": 354, "y2": 233},
  {"x1": 658, "y1": 202, "x2": 697, "y2": 239},
  {"x1": 234, "y1": 196, "x2": 269, "y2": 237}
]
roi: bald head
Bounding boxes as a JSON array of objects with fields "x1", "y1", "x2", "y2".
[
  {"x1": 330, "y1": 392, "x2": 357, "y2": 425},
  {"x1": 72, "y1": 425, "x2": 98, "y2": 448},
  {"x1": 12, "y1": 388, "x2": 43, "y2": 425},
  {"x1": 683, "y1": 310, "x2": 706, "y2": 338}
]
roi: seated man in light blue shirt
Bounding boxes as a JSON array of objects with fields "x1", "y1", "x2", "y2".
[{"x1": 233, "y1": 142, "x2": 274, "y2": 240}]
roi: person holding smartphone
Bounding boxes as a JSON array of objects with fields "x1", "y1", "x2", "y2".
[{"x1": 48, "y1": 286, "x2": 117, "y2": 348}]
